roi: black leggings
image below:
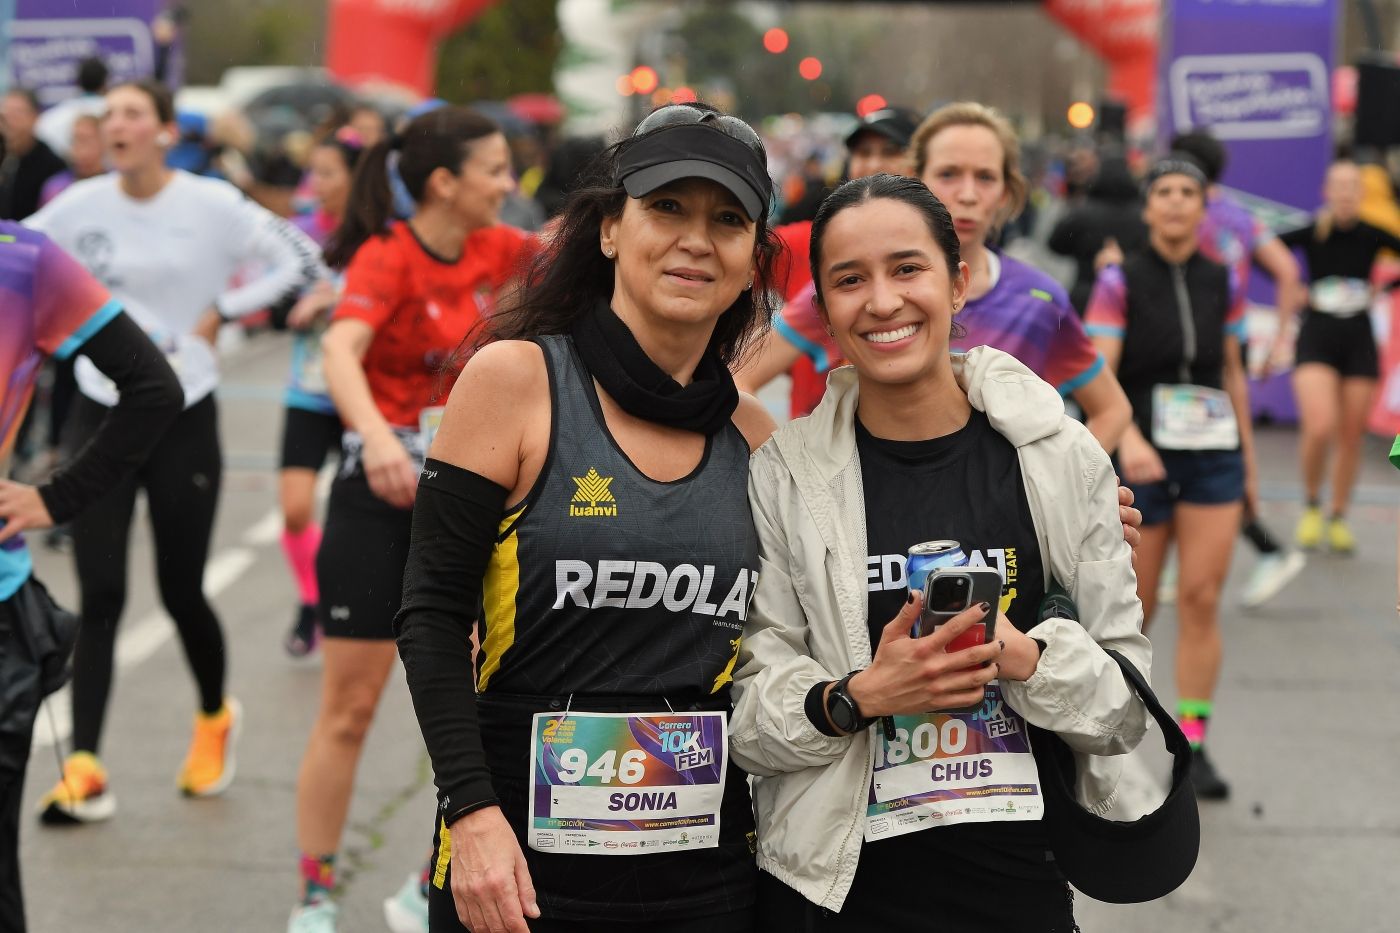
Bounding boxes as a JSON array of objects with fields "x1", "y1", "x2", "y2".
[{"x1": 66, "y1": 394, "x2": 226, "y2": 754}]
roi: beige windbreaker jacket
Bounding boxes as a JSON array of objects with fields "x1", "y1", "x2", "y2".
[{"x1": 730, "y1": 346, "x2": 1152, "y2": 912}]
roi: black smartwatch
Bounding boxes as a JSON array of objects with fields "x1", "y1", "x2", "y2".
[{"x1": 825, "y1": 671, "x2": 872, "y2": 735}]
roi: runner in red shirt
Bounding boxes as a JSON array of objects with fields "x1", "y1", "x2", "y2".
[{"x1": 289, "y1": 105, "x2": 528, "y2": 933}]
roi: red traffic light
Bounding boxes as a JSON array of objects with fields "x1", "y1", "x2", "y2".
[
  {"x1": 763, "y1": 28, "x2": 789, "y2": 54},
  {"x1": 799, "y1": 57, "x2": 822, "y2": 81},
  {"x1": 856, "y1": 94, "x2": 888, "y2": 118},
  {"x1": 630, "y1": 65, "x2": 659, "y2": 95}
]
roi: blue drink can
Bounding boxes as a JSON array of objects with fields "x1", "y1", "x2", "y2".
[{"x1": 906, "y1": 540, "x2": 967, "y2": 595}]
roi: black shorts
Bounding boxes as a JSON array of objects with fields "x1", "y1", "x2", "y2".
[
  {"x1": 279, "y1": 406, "x2": 343, "y2": 471},
  {"x1": 1294, "y1": 310, "x2": 1379, "y2": 379},
  {"x1": 316, "y1": 471, "x2": 412, "y2": 640},
  {"x1": 756, "y1": 867, "x2": 1077, "y2": 932}
]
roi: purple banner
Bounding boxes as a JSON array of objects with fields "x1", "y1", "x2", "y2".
[
  {"x1": 12, "y1": 0, "x2": 166, "y2": 107},
  {"x1": 1161, "y1": 0, "x2": 1338, "y2": 214},
  {"x1": 1161, "y1": 0, "x2": 1338, "y2": 423}
]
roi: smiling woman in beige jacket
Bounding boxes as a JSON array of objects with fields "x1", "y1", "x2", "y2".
[{"x1": 730, "y1": 175, "x2": 1151, "y2": 931}]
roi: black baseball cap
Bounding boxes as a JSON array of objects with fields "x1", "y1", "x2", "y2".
[
  {"x1": 616, "y1": 121, "x2": 772, "y2": 222},
  {"x1": 844, "y1": 107, "x2": 921, "y2": 151}
]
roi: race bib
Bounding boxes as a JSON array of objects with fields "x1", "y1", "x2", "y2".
[
  {"x1": 1151, "y1": 384, "x2": 1239, "y2": 451},
  {"x1": 865, "y1": 685, "x2": 1043, "y2": 842},
  {"x1": 1310, "y1": 276, "x2": 1372, "y2": 316},
  {"x1": 293, "y1": 336, "x2": 328, "y2": 395},
  {"x1": 419, "y1": 406, "x2": 446, "y2": 455},
  {"x1": 528, "y1": 711, "x2": 726, "y2": 854}
]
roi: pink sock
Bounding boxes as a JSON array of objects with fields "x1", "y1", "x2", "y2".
[
  {"x1": 1178, "y1": 717, "x2": 1207, "y2": 748},
  {"x1": 281, "y1": 524, "x2": 322, "y2": 607}
]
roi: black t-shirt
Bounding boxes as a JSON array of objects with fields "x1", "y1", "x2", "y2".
[
  {"x1": 1280, "y1": 219, "x2": 1400, "y2": 287},
  {"x1": 852, "y1": 409, "x2": 1058, "y2": 912}
]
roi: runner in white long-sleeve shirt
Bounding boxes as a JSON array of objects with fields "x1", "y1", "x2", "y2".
[{"x1": 25, "y1": 78, "x2": 325, "y2": 823}]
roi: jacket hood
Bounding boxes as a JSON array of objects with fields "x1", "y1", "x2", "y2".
[{"x1": 790, "y1": 345, "x2": 1066, "y2": 480}]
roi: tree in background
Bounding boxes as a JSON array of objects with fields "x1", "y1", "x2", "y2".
[
  {"x1": 182, "y1": 0, "x2": 325, "y2": 85},
  {"x1": 435, "y1": 0, "x2": 562, "y2": 103}
]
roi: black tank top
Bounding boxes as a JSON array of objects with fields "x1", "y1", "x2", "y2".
[
  {"x1": 474, "y1": 335, "x2": 760, "y2": 921},
  {"x1": 477, "y1": 334, "x2": 759, "y2": 699}
]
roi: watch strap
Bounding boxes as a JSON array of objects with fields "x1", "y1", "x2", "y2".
[{"x1": 828, "y1": 670, "x2": 872, "y2": 734}]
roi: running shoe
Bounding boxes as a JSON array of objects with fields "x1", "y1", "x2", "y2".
[
  {"x1": 1295, "y1": 506, "x2": 1324, "y2": 550},
  {"x1": 287, "y1": 899, "x2": 338, "y2": 933},
  {"x1": 1327, "y1": 517, "x2": 1356, "y2": 555},
  {"x1": 1240, "y1": 551, "x2": 1306, "y2": 609},
  {"x1": 285, "y1": 604, "x2": 320, "y2": 658},
  {"x1": 383, "y1": 873, "x2": 429, "y2": 933},
  {"x1": 177, "y1": 696, "x2": 242, "y2": 797},
  {"x1": 1189, "y1": 747, "x2": 1230, "y2": 801},
  {"x1": 1156, "y1": 557, "x2": 1178, "y2": 607},
  {"x1": 37, "y1": 751, "x2": 117, "y2": 824}
]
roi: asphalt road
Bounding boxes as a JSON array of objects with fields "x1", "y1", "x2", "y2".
[{"x1": 16, "y1": 329, "x2": 1400, "y2": 932}]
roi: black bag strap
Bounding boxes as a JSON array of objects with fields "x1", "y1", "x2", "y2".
[{"x1": 1040, "y1": 583, "x2": 1192, "y2": 778}]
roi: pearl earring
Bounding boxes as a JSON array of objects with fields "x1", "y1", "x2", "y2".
[{"x1": 604, "y1": 248, "x2": 615, "y2": 259}]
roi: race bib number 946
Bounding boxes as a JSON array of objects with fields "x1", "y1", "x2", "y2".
[{"x1": 528, "y1": 711, "x2": 726, "y2": 854}]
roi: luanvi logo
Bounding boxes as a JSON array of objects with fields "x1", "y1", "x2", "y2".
[{"x1": 570, "y1": 468, "x2": 618, "y2": 517}]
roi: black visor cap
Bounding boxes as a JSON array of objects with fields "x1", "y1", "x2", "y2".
[{"x1": 617, "y1": 124, "x2": 772, "y2": 222}]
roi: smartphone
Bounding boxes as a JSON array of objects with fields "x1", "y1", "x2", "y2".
[{"x1": 914, "y1": 566, "x2": 1003, "y2": 650}]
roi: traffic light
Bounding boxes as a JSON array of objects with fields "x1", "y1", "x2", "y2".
[
  {"x1": 856, "y1": 94, "x2": 888, "y2": 117},
  {"x1": 764, "y1": 28, "x2": 789, "y2": 53},
  {"x1": 631, "y1": 65, "x2": 659, "y2": 95},
  {"x1": 799, "y1": 57, "x2": 822, "y2": 80},
  {"x1": 1067, "y1": 101, "x2": 1095, "y2": 130}
]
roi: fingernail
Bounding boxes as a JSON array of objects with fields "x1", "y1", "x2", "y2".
[
  {"x1": 907, "y1": 591, "x2": 915, "y2": 604},
  {"x1": 998, "y1": 640, "x2": 1005, "y2": 650},
  {"x1": 978, "y1": 602, "x2": 991, "y2": 611}
]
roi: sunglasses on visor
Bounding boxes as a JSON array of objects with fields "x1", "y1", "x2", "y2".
[{"x1": 633, "y1": 106, "x2": 765, "y2": 157}]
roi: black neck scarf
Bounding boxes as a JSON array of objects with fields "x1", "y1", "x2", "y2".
[{"x1": 570, "y1": 300, "x2": 740, "y2": 437}]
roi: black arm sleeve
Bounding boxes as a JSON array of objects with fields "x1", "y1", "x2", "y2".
[
  {"x1": 37, "y1": 312, "x2": 182, "y2": 524},
  {"x1": 395, "y1": 459, "x2": 510, "y2": 825}
]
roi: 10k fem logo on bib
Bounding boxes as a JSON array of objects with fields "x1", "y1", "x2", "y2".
[
  {"x1": 865, "y1": 684, "x2": 1043, "y2": 842},
  {"x1": 528, "y1": 711, "x2": 726, "y2": 854}
]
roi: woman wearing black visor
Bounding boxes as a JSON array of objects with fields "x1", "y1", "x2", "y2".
[{"x1": 395, "y1": 104, "x2": 780, "y2": 933}]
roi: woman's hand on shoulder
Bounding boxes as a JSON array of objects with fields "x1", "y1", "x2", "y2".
[
  {"x1": 733, "y1": 391, "x2": 777, "y2": 454},
  {"x1": 431, "y1": 340, "x2": 549, "y2": 494},
  {"x1": 1117, "y1": 482, "x2": 1142, "y2": 550},
  {"x1": 846, "y1": 593, "x2": 1004, "y2": 719}
]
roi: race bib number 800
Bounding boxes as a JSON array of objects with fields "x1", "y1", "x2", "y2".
[
  {"x1": 865, "y1": 684, "x2": 1042, "y2": 842},
  {"x1": 528, "y1": 711, "x2": 726, "y2": 854}
]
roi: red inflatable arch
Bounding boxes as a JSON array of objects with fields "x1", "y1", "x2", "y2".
[
  {"x1": 1043, "y1": 0, "x2": 1159, "y2": 120},
  {"x1": 325, "y1": 0, "x2": 499, "y2": 96},
  {"x1": 326, "y1": 0, "x2": 1160, "y2": 120}
]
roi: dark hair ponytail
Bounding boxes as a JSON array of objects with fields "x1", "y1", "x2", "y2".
[
  {"x1": 324, "y1": 106, "x2": 500, "y2": 269},
  {"x1": 809, "y1": 173, "x2": 962, "y2": 306}
]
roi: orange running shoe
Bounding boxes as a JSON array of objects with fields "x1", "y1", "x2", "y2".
[
  {"x1": 38, "y1": 751, "x2": 117, "y2": 824},
  {"x1": 177, "y1": 697, "x2": 242, "y2": 797}
]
